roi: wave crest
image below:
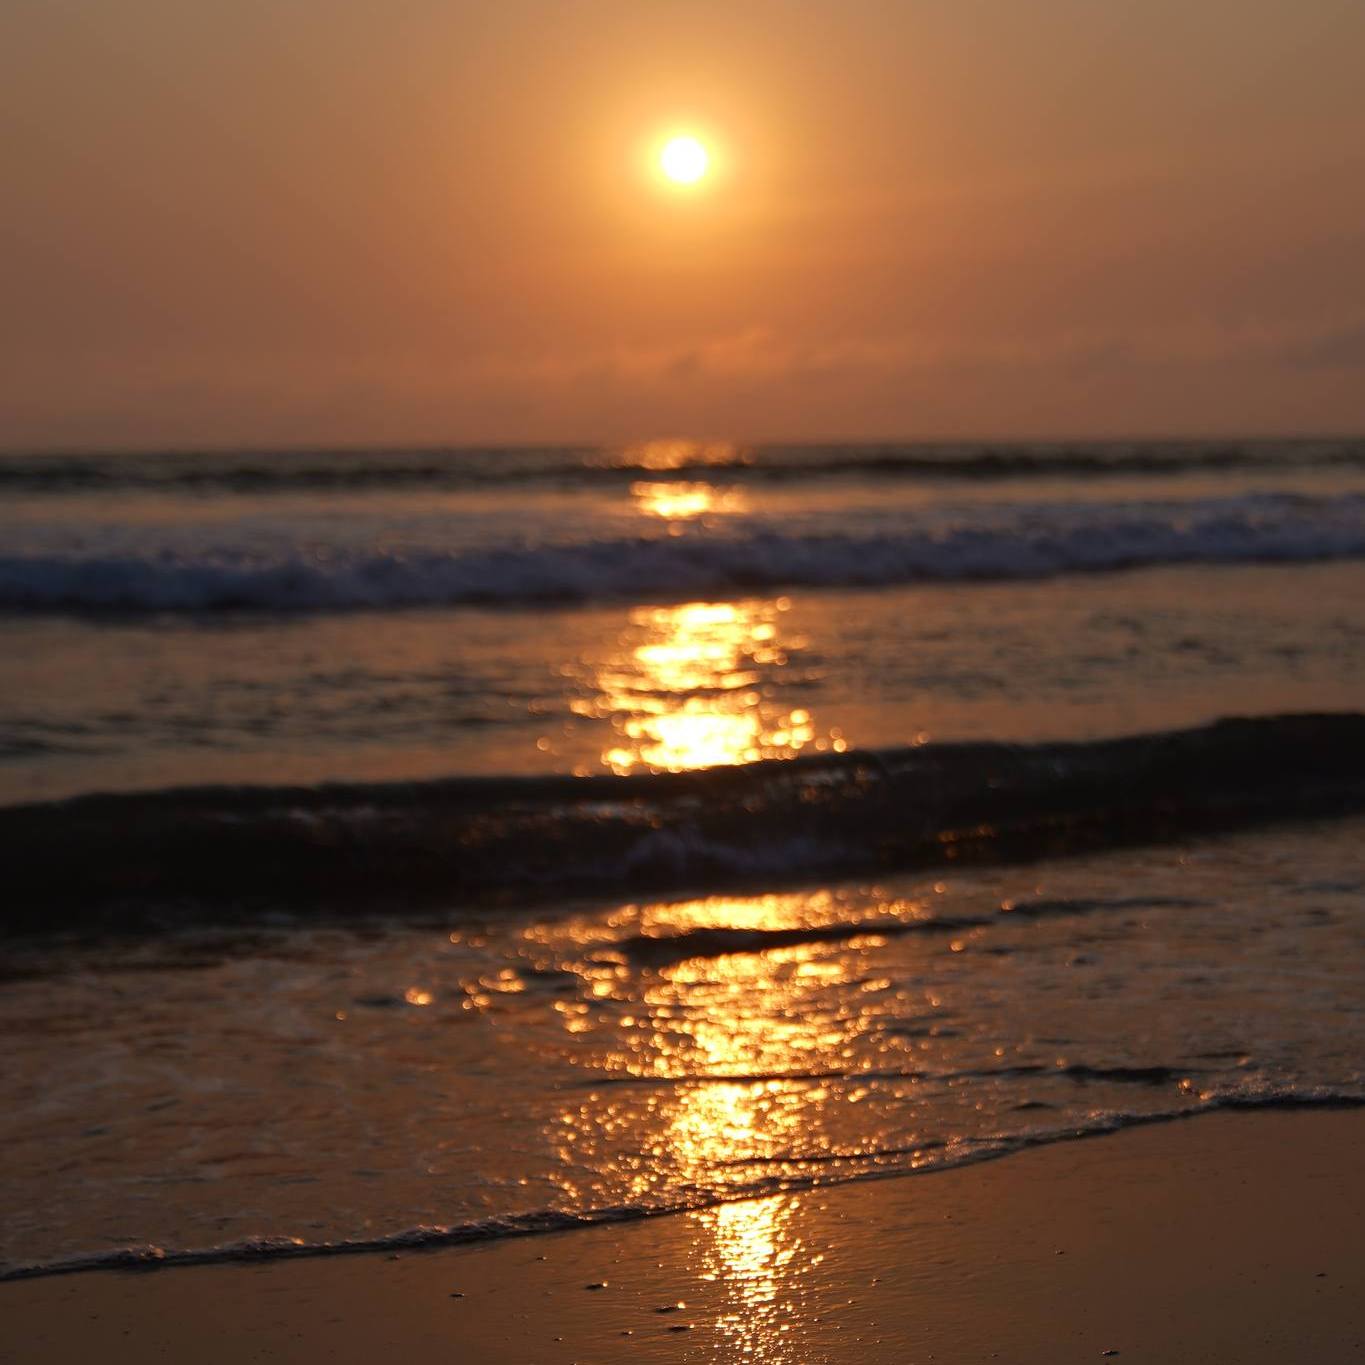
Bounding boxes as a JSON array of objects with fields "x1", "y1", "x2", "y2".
[
  {"x1": 4, "y1": 713, "x2": 1364, "y2": 924},
  {"x1": 4, "y1": 439, "x2": 1364, "y2": 495},
  {"x1": 3, "y1": 493, "x2": 1363, "y2": 613}
]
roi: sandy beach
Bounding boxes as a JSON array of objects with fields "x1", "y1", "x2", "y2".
[{"x1": 3, "y1": 1108, "x2": 1360, "y2": 1364}]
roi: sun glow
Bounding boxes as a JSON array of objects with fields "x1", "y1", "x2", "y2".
[{"x1": 659, "y1": 135, "x2": 709, "y2": 184}]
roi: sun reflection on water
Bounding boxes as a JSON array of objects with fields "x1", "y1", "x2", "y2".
[
  {"x1": 575, "y1": 599, "x2": 844, "y2": 774},
  {"x1": 541, "y1": 902, "x2": 856, "y2": 1360},
  {"x1": 544, "y1": 452, "x2": 855, "y2": 775},
  {"x1": 607, "y1": 438, "x2": 751, "y2": 471},
  {"x1": 694, "y1": 1193, "x2": 813, "y2": 1363},
  {"x1": 632, "y1": 480, "x2": 747, "y2": 523}
]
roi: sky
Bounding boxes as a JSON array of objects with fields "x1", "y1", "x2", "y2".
[{"x1": 3, "y1": 0, "x2": 1365, "y2": 448}]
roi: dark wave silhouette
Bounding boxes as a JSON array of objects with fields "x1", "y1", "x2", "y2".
[
  {"x1": 4, "y1": 713, "x2": 1364, "y2": 931},
  {"x1": 4, "y1": 438, "x2": 1364, "y2": 495}
]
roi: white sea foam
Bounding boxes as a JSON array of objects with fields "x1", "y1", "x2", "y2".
[{"x1": 1, "y1": 492, "x2": 1362, "y2": 612}]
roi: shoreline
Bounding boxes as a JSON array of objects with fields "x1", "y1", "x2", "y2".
[{"x1": 3, "y1": 1107, "x2": 1361, "y2": 1363}]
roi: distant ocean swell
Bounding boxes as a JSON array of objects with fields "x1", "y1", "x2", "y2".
[
  {"x1": 3, "y1": 492, "x2": 1364, "y2": 612},
  {"x1": 3, "y1": 438, "x2": 1364, "y2": 493},
  {"x1": 5, "y1": 713, "x2": 1364, "y2": 927},
  {"x1": 3, "y1": 1091, "x2": 1360, "y2": 1282}
]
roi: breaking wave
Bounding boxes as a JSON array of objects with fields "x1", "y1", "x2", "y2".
[
  {"x1": 3, "y1": 492, "x2": 1364, "y2": 613},
  {"x1": 5, "y1": 712, "x2": 1365, "y2": 926}
]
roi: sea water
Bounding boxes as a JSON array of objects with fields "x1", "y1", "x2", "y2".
[{"x1": 1, "y1": 439, "x2": 1362, "y2": 1276}]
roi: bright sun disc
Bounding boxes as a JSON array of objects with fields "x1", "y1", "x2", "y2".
[{"x1": 660, "y1": 136, "x2": 709, "y2": 184}]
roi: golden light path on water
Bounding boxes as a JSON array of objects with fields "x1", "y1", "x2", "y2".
[
  {"x1": 632, "y1": 479, "x2": 748, "y2": 524},
  {"x1": 694, "y1": 1193, "x2": 814, "y2": 1362},
  {"x1": 554, "y1": 442, "x2": 853, "y2": 1353},
  {"x1": 564, "y1": 473, "x2": 849, "y2": 774},
  {"x1": 533, "y1": 890, "x2": 912, "y2": 1359},
  {"x1": 606, "y1": 438, "x2": 751, "y2": 471},
  {"x1": 659, "y1": 946, "x2": 832, "y2": 1359},
  {"x1": 592, "y1": 599, "x2": 820, "y2": 772}
]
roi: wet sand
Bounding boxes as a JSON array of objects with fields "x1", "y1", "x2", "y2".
[{"x1": 2, "y1": 1108, "x2": 1361, "y2": 1364}]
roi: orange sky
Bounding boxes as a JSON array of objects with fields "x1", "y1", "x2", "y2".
[{"x1": 4, "y1": 0, "x2": 1365, "y2": 448}]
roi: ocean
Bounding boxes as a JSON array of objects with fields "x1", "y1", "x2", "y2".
[{"x1": 1, "y1": 438, "x2": 1363, "y2": 1278}]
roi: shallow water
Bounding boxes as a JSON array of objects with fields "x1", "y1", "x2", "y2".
[{"x1": 2, "y1": 815, "x2": 1361, "y2": 1276}]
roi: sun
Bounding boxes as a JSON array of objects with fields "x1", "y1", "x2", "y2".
[{"x1": 659, "y1": 135, "x2": 709, "y2": 185}]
